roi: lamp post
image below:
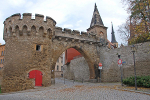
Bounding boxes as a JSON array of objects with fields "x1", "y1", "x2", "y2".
[{"x1": 131, "y1": 44, "x2": 137, "y2": 90}]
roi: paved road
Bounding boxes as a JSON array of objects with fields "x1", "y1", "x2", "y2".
[{"x1": 0, "y1": 78, "x2": 150, "y2": 100}]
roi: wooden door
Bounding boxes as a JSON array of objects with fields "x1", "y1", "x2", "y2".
[{"x1": 29, "y1": 70, "x2": 42, "y2": 86}]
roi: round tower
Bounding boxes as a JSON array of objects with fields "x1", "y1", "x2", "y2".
[{"x1": 2, "y1": 13, "x2": 56, "y2": 92}]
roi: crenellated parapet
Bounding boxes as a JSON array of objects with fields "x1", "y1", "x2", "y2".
[
  {"x1": 3, "y1": 13, "x2": 107, "y2": 46},
  {"x1": 3, "y1": 13, "x2": 56, "y2": 41},
  {"x1": 54, "y1": 27, "x2": 102, "y2": 45}
]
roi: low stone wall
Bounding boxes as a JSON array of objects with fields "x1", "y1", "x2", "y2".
[{"x1": 63, "y1": 57, "x2": 90, "y2": 82}]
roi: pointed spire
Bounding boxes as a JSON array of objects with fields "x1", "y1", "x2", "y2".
[
  {"x1": 94, "y1": 3, "x2": 98, "y2": 12},
  {"x1": 90, "y1": 3, "x2": 104, "y2": 28},
  {"x1": 111, "y1": 22, "x2": 117, "y2": 43}
]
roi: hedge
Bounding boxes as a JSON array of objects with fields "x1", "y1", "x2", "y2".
[{"x1": 123, "y1": 76, "x2": 150, "y2": 88}]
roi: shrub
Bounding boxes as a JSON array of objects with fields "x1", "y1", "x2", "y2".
[
  {"x1": 123, "y1": 76, "x2": 150, "y2": 88},
  {"x1": 0, "y1": 86, "x2": 1, "y2": 93}
]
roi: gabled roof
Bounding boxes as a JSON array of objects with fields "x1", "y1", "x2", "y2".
[{"x1": 90, "y1": 3, "x2": 104, "y2": 28}]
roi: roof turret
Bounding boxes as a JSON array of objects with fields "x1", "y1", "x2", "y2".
[{"x1": 90, "y1": 3, "x2": 104, "y2": 27}]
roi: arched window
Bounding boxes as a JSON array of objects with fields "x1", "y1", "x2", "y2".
[
  {"x1": 22, "y1": 25, "x2": 27, "y2": 35},
  {"x1": 15, "y1": 25, "x2": 19, "y2": 35},
  {"x1": 31, "y1": 25, "x2": 36, "y2": 35},
  {"x1": 9, "y1": 27, "x2": 12, "y2": 36},
  {"x1": 39, "y1": 27, "x2": 44, "y2": 35},
  {"x1": 47, "y1": 28, "x2": 52, "y2": 38}
]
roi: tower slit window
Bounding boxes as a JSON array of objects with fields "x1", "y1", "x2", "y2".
[{"x1": 36, "y1": 45, "x2": 41, "y2": 51}]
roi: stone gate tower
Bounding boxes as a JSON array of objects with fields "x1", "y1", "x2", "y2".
[
  {"x1": 2, "y1": 13, "x2": 56, "y2": 92},
  {"x1": 2, "y1": 10, "x2": 107, "y2": 92}
]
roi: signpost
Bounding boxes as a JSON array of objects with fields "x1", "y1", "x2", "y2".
[
  {"x1": 118, "y1": 59, "x2": 122, "y2": 65},
  {"x1": 98, "y1": 63, "x2": 102, "y2": 82},
  {"x1": 118, "y1": 59, "x2": 123, "y2": 86}
]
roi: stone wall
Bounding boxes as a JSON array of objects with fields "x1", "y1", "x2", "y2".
[
  {"x1": 64, "y1": 42, "x2": 150, "y2": 82},
  {"x1": 2, "y1": 13, "x2": 101, "y2": 93},
  {"x1": 64, "y1": 57, "x2": 90, "y2": 82},
  {"x1": 100, "y1": 42, "x2": 150, "y2": 82}
]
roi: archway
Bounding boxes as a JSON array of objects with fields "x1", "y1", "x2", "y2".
[
  {"x1": 29, "y1": 70, "x2": 43, "y2": 86},
  {"x1": 51, "y1": 45, "x2": 96, "y2": 82}
]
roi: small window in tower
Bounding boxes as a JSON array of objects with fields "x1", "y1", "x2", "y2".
[{"x1": 36, "y1": 45, "x2": 41, "y2": 51}]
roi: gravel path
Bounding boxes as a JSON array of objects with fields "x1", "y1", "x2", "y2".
[{"x1": 0, "y1": 78, "x2": 150, "y2": 100}]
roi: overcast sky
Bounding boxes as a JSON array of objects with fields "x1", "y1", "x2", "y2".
[{"x1": 0, "y1": 0, "x2": 129, "y2": 45}]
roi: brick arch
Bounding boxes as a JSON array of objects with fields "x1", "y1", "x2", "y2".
[{"x1": 51, "y1": 45, "x2": 96, "y2": 79}]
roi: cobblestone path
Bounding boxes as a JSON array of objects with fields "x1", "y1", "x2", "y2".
[{"x1": 0, "y1": 78, "x2": 150, "y2": 100}]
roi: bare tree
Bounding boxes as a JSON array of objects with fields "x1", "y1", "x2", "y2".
[{"x1": 117, "y1": 19, "x2": 130, "y2": 45}]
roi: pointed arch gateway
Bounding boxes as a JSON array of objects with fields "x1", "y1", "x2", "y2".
[{"x1": 51, "y1": 43, "x2": 97, "y2": 80}]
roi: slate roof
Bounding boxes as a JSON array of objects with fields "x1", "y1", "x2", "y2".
[
  {"x1": 111, "y1": 23, "x2": 117, "y2": 43},
  {"x1": 90, "y1": 3, "x2": 104, "y2": 28}
]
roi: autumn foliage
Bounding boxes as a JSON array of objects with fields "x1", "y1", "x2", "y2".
[{"x1": 120, "y1": 0, "x2": 150, "y2": 45}]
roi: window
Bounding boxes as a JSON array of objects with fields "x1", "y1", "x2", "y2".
[
  {"x1": 3, "y1": 59, "x2": 4, "y2": 63},
  {"x1": 36, "y1": 45, "x2": 41, "y2": 51},
  {"x1": 57, "y1": 65, "x2": 59, "y2": 71},
  {"x1": 61, "y1": 57, "x2": 63, "y2": 63},
  {"x1": 61, "y1": 66, "x2": 63, "y2": 71},
  {"x1": 57, "y1": 59, "x2": 59, "y2": 62},
  {"x1": 1, "y1": 51, "x2": 3, "y2": 56},
  {"x1": 1, "y1": 59, "x2": 2, "y2": 64}
]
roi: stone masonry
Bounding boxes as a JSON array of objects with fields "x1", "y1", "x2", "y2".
[
  {"x1": 100, "y1": 42, "x2": 150, "y2": 82},
  {"x1": 63, "y1": 57, "x2": 90, "y2": 81},
  {"x1": 64, "y1": 42, "x2": 150, "y2": 82},
  {"x1": 2, "y1": 13, "x2": 104, "y2": 93}
]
